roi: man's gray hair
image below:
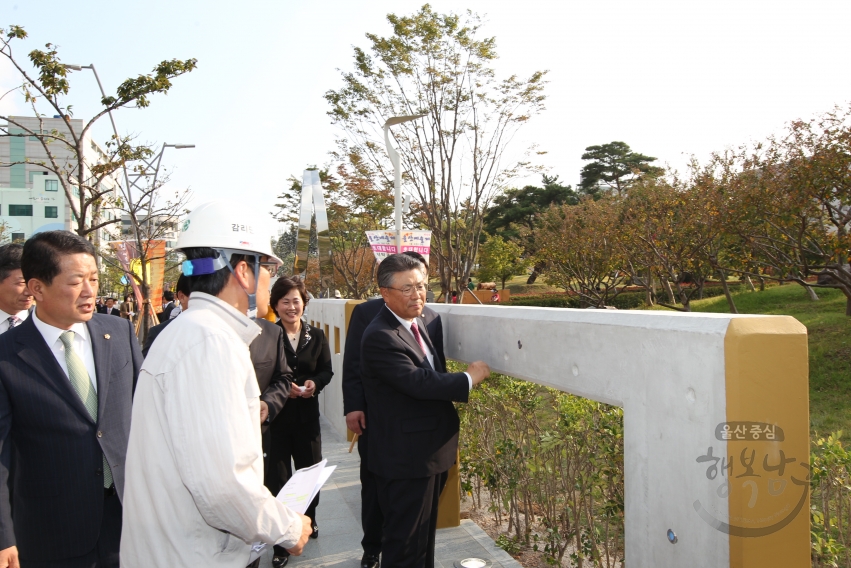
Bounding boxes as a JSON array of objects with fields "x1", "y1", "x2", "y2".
[{"x1": 377, "y1": 253, "x2": 424, "y2": 289}]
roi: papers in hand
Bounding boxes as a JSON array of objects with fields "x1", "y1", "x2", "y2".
[
  {"x1": 248, "y1": 459, "x2": 336, "y2": 562},
  {"x1": 276, "y1": 459, "x2": 335, "y2": 514}
]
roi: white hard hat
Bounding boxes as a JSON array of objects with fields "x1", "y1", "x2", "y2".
[{"x1": 175, "y1": 200, "x2": 282, "y2": 264}]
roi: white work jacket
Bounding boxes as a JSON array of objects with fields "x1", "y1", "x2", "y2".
[{"x1": 120, "y1": 292, "x2": 303, "y2": 567}]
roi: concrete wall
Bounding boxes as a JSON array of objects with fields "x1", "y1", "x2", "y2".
[{"x1": 308, "y1": 300, "x2": 810, "y2": 567}]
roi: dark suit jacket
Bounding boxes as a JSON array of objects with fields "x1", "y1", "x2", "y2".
[
  {"x1": 102, "y1": 306, "x2": 121, "y2": 317},
  {"x1": 0, "y1": 313, "x2": 141, "y2": 561},
  {"x1": 361, "y1": 306, "x2": 468, "y2": 479},
  {"x1": 343, "y1": 299, "x2": 444, "y2": 416},
  {"x1": 250, "y1": 319, "x2": 293, "y2": 432},
  {"x1": 142, "y1": 317, "x2": 173, "y2": 357},
  {"x1": 274, "y1": 322, "x2": 333, "y2": 426},
  {"x1": 157, "y1": 302, "x2": 175, "y2": 323}
]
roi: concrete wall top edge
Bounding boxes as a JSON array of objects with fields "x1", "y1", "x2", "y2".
[{"x1": 419, "y1": 303, "x2": 758, "y2": 334}]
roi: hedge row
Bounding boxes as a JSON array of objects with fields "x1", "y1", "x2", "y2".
[
  {"x1": 507, "y1": 291, "x2": 647, "y2": 310},
  {"x1": 508, "y1": 286, "x2": 748, "y2": 310}
]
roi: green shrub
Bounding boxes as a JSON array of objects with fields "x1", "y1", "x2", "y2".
[
  {"x1": 508, "y1": 294, "x2": 578, "y2": 308},
  {"x1": 454, "y1": 365, "x2": 624, "y2": 566},
  {"x1": 811, "y1": 432, "x2": 851, "y2": 567}
]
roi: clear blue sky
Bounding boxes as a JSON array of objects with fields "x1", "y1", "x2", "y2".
[{"x1": 3, "y1": 0, "x2": 850, "y2": 229}]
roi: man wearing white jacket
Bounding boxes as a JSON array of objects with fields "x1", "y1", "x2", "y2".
[{"x1": 121, "y1": 201, "x2": 311, "y2": 567}]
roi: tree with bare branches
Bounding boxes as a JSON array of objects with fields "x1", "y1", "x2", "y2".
[
  {"x1": 325, "y1": 5, "x2": 547, "y2": 298},
  {"x1": 0, "y1": 25, "x2": 196, "y2": 240}
]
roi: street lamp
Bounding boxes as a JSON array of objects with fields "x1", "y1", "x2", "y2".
[
  {"x1": 383, "y1": 114, "x2": 425, "y2": 252},
  {"x1": 146, "y1": 143, "x2": 196, "y2": 190},
  {"x1": 66, "y1": 63, "x2": 194, "y2": 218}
]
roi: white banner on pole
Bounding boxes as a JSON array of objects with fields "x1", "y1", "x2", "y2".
[{"x1": 366, "y1": 230, "x2": 431, "y2": 265}]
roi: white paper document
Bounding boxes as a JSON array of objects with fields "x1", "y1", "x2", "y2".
[{"x1": 247, "y1": 459, "x2": 336, "y2": 563}]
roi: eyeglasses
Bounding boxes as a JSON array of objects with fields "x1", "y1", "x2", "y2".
[
  {"x1": 382, "y1": 283, "x2": 427, "y2": 297},
  {"x1": 259, "y1": 260, "x2": 280, "y2": 274}
]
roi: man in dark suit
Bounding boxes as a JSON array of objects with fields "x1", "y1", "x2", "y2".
[
  {"x1": 142, "y1": 275, "x2": 191, "y2": 357},
  {"x1": 361, "y1": 254, "x2": 489, "y2": 568},
  {"x1": 156, "y1": 291, "x2": 176, "y2": 323},
  {"x1": 102, "y1": 297, "x2": 121, "y2": 317},
  {"x1": 0, "y1": 230, "x2": 142, "y2": 568},
  {"x1": 250, "y1": 317, "x2": 292, "y2": 442},
  {"x1": 0, "y1": 244, "x2": 33, "y2": 335},
  {"x1": 343, "y1": 252, "x2": 444, "y2": 568}
]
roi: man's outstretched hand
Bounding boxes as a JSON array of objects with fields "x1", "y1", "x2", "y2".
[{"x1": 466, "y1": 361, "x2": 490, "y2": 386}]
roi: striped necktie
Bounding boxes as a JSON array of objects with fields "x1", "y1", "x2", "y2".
[
  {"x1": 410, "y1": 320, "x2": 427, "y2": 354},
  {"x1": 59, "y1": 331, "x2": 112, "y2": 488},
  {"x1": 6, "y1": 316, "x2": 19, "y2": 330}
]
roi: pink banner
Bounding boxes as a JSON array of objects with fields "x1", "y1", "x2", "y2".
[{"x1": 366, "y1": 230, "x2": 431, "y2": 264}]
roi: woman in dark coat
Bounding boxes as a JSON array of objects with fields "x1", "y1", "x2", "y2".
[{"x1": 268, "y1": 277, "x2": 333, "y2": 567}]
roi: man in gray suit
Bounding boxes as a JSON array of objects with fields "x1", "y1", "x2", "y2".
[{"x1": 0, "y1": 231, "x2": 142, "y2": 568}]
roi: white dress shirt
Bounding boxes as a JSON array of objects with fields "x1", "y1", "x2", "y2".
[
  {"x1": 0, "y1": 307, "x2": 30, "y2": 334},
  {"x1": 385, "y1": 305, "x2": 472, "y2": 390},
  {"x1": 32, "y1": 307, "x2": 98, "y2": 391}
]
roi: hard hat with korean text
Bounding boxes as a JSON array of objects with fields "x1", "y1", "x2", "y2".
[{"x1": 175, "y1": 200, "x2": 282, "y2": 265}]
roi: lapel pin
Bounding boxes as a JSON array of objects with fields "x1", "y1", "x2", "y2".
[{"x1": 104, "y1": 334, "x2": 111, "y2": 340}]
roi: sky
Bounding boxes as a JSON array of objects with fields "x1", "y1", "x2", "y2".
[{"x1": 2, "y1": 0, "x2": 851, "y2": 233}]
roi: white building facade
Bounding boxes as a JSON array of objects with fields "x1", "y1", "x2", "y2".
[{"x1": 0, "y1": 115, "x2": 121, "y2": 246}]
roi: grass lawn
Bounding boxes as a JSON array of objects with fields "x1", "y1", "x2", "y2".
[
  {"x1": 501, "y1": 274, "x2": 562, "y2": 296},
  {"x1": 647, "y1": 285, "x2": 851, "y2": 437}
]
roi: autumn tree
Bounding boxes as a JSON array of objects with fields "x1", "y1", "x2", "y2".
[
  {"x1": 325, "y1": 5, "x2": 548, "y2": 299},
  {"x1": 579, "y1": 141, "x2": 664, "y2": 198},
  {"x1": 536, "y1": 197, "x2": 628, "y2": 308},
  {"x1": 725, "y1": 106, "x2": 851, "y2": 315},
  {"x1": 0, "y1": 25, "x2": 196, "y2": 239},
  {"x1": 327, "y1": 156, "x2": 393, "y2": 298},
  {"x1": 619, "y1": 176, "x2": 717, "y2": 311}
]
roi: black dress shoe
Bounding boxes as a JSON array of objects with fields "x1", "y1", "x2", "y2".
[
  {"x1": 272, "y1": 555, "x2": 289, "y2": 568},
  {"x1": 310, "y1": 522, "x2": 319, "y2": 539},
  {"x1": 361, "y1": 553, "x2": 380, "y2": 568}
]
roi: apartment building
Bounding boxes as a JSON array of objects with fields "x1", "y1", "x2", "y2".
[{"x1": 0, "y1": 115, "x2": 121, "y2": 246}]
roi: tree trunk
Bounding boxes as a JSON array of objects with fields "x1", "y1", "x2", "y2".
[
  {"x1": 526, "y1": 261, "x2": 546, "y2": 285},
  {"x1": 840, "y1": 286, "x2": 851, "y2": 317},
  {"x1": 676, "y1": 285, "x2": 691, "y2": 312},
  {"x1": 805, "y1": 285, "x2": 820, "y2": 301},
  {"x1": 718, "y1": 269, "x2": 738, "y2": 314},
  {"x1": 661, "y1": 278, "x2": 676, "y2": 304},
  {"x1": 758, "y1": 276, "x2": 765, "y2": 291},
  {"x1": 643, "y1": 269, "x2": 654, "y2": 306}
]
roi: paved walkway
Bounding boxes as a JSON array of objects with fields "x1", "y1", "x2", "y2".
[{"x1": 259, "y1": 417, "x2": 521, "y2": 568}]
